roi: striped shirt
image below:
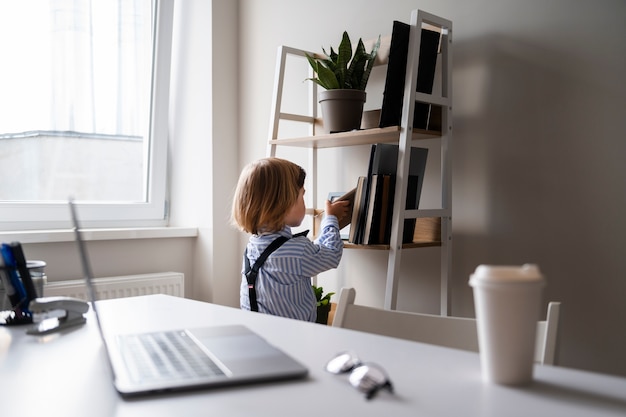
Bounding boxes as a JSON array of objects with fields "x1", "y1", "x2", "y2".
[{"x1": 240, "y1": 215, "x2": 344, "y2": 321}]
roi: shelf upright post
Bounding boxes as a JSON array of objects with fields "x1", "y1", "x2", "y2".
[
  {"x1": 308, "y1": 52, "x2": 318, "y2": 234},
  {"x1": 438, "y1": 16, "x2": 453, "y2": 316},
  {"x1": 384, "y1": 9, "x2": 424, "y2": 310},
  {"x1": 267, "y1": 46, "x2": 318, "y2": 155},
  {"x1": 268, "y1": 46, "x2": 288, "y2": 157},
  {"x1": 384, "y1": 10, "x2": 453, "y2": 313}
]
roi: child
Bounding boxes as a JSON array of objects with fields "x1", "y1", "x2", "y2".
[{"x1": 231, "y1": 157, "x2": 349, "y2": 322}]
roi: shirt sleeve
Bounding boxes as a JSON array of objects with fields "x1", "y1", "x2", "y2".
[{"x1": 297, "y1": 214, "x2": 344, "y2": 277}]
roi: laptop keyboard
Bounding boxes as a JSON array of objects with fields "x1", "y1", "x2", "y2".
[{"x1": 118, "y1": 330, "x2": 226, "y2": 383}]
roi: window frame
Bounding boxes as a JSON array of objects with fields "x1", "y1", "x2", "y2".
[{"x1": 0, "y1": 0, "x2": 174, "y2": 232}]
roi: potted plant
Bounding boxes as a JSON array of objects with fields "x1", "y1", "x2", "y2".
[
  {"x1": 306, "y1": 31, "x2": 380, "y2": 133},
  {"x1": 312, "y1": 285, "x2": 335, "y2": 324}
]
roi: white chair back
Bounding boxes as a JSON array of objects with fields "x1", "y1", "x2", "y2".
[{"x1": 332, "y1": 287, "x2": 561, "y2": 365}]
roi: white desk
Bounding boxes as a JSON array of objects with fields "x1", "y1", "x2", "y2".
[{"x1": 1, "y1": 294, "x2": 625, "y2": 417}]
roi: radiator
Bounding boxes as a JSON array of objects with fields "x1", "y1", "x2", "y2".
[{"x1": 43, "y1": 272, "x2": 185, "y2": 301}]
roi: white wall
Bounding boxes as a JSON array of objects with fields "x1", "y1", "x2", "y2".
[
  {"x1": 168, "y1": 0, "x2": 240, "y2": 306},
  {"x1": 238, "y1": 0, "x2": 626, "y2": 377},
  {"x1": 21, "y1": 237, "x2": 196, "y2": 296},
  {"x1": 16, "y1": 0, "x2": 626, "y2": 378}
]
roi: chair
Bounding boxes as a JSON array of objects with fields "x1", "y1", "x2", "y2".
[{"x1": 332, "y1": 287, "x2": 561, "y2": 365}]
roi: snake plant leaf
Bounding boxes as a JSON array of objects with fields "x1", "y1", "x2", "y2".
[
  {"x1": 347, "y1": 38, "x2": 367, "y2": 89},
  {"x1": 324, "y1": 46, "x2": 339, "y2": 73},
  {"x1": 316, "y1": 63, "x2": 340, "y2": 90},
  {"x1": 336, "y1": 31, "x2": 353, "y2": 88},
  {"x1": 305, "y1": 53, "x2": 340, "y2": 89},
  {"x1": 360, "y1": 35, "x2": 381, "y2": 90},
  {"x1": 305, "y1": 31, "x2": 379, "y2": 91}
]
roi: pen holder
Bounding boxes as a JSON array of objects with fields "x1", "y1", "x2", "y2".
[
  {"x1": 0, "y1": 260, "x2": 47, "y2": 311},
  {"x1": 27, "y1": 260, "x2": 48, "y2": 298}
]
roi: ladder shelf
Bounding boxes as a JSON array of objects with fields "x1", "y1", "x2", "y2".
[{"x1": 267, "y1": 9, "x2": 453, "y2": 315}]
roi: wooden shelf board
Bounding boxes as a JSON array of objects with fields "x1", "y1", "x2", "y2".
[
  {"x1": 344, "y1": 240, "x2": 442, "y2": 250},
  {"x1": 269, "y1": 126, "x2": 441, "y2": 149}
]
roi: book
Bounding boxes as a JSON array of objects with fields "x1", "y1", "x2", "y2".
[
  {"x1": 403, "y1": 175, "x2": 422, "y2": 243},
  {"x1": 348, "y1": 176, "x2": 367, "y2": 244},
  {"x1": 328, "y1": 187, "x2": 356, "y2": 239},
  {"x1": 328, "y1": 188, "x2": 356, "y2": 230},
  {"x1": 362, "y1": 174, "x2": 383, "y2": 245},
  {"x1": 367, "y1": 143, "x2": 429, "y2": 244},
  {"x1": 364, "y1": 174, "x2": 392, "y2": 245},
  {"x1": 378, "y1": 174, "x2": 394, "y2": 244},
  {"x1": 361, "y1": 143, "x2": 384, "y2": 243},
  {"x1": 352, "y1": 145, "x2": 378, "y2": 244},
  {"x1": 426, "y1": 49, "x2": 443, "y2": 131},
  {"x1": 379, "y1": 21, "x2": 441, "y2": 130},
  {"x1": 378, "y1": 21, "x2": 409, "y2": 129},
  {"x1": 413, "y1": 28, "x2": 441, "y2": 129}
]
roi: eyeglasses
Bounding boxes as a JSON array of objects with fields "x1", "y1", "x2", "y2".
[{"x1": 326, "y1": 351, "x2": 393, "y2": 400}]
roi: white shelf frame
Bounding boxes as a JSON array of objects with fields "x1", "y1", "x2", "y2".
[{"x1": 267, "y1": 10, "x2": 453, "y2": 315}]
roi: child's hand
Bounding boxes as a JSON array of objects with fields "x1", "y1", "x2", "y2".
[{"x1": 325, "y1": 199, "x2": 350, "y2": 222}]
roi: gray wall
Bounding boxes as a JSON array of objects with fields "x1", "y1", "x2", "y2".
[{"x1": 238, "y1": 0, "x2": 626, "y2": 377}]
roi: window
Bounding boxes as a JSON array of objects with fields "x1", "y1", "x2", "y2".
[{"x1": 0, "y1": 0, "x2": 173, "y2": 231}]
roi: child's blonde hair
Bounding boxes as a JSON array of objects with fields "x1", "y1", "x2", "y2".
[{"x1": 232, "y1": 157, "x2": 306, "y2": 235}]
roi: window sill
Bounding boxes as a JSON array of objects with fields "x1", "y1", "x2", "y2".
[{"x1": 0, "y1": 226, "x2": 198, "y2": 244}]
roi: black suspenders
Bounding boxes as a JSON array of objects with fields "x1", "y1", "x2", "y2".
[{"x1": 244, "y1": 230, "x2": 308, "y2": 312}]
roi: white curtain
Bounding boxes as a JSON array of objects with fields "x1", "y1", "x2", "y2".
[{"x1": 0, "y1": 0, "x2": 150, "y2": 137}]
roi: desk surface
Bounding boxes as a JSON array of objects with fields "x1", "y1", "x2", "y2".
[{"x1": 1, "y1": 294, "x2": 625, "y2": 417}]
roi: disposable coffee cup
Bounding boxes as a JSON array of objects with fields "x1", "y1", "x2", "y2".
[{"x1": 469, "y1": 264, "x2": 545, "y2": 385}]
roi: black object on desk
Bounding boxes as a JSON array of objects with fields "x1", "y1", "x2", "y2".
[{"x1": 0, "y1": 242, "x2": 37, "y2": 325}]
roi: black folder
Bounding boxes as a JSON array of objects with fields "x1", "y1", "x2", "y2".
[
  {"x1": 365, "y1": 143, "x2": 428, "y2": 244},
  {"x1": 379, "y1": 21, "x2": 440, "y2": 130}
]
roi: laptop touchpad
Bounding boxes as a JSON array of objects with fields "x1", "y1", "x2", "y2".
[{"x1": 189, "y1": 326, "x2": 284, "y2": 360}]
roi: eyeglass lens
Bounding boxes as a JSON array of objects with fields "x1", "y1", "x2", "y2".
[
  {"x1": 349, "y1": 364, "x2": 393, "y2": 399},
  {"x1": 326, "y1": 352, "x2": 393, "y2": 400},
  {"x1": 326, "y1": 351, "x2": 362, "y2": 374}
]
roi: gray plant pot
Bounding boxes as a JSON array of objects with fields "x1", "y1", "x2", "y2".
[{"x1": 319, "y1": 89, "x2": 366, "y2": 133}]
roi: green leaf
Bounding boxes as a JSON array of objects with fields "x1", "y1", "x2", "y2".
[
  {"x1": 347, "y1": 38, "x2": 367, "y2": 89},
  {"x1": 312, "y1": 285, "x2": 335, "y2": 307},
  {"x1": 305, "y1": 53, "x2": 339, "y2": 90},
  {"x1": 305, "y1": 31, "x2": 380, "y2": 91},
  {"x1": 336, "y1": 31, "x2": 353, "y2": 88},
  {"x1": 303, "y1": 77, "x2": 326, "y2": 89},
  {"x1": 360, "y1": 35, "x2": 381, "y2": 90},
  {"x1": 312, "y1": 285, "x2": 323, "y2": 300},
  {"x1": 328, "y1": 47, "x2": 338, "y2": 66},
  {"x1": 305, "y1": 53, "x2": 319, "y2": 72},
  {"x1": 316, "y1": 65, "x2": 340, "y2": 90}
]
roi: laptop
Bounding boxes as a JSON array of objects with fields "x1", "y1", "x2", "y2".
[{"x1": 68, "y1": 199, "x2": 308, "y2": 396}]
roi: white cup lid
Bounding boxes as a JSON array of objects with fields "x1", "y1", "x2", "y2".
[{"x1": 469, "y1": 264, "x2": 544, "y2": 286}]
